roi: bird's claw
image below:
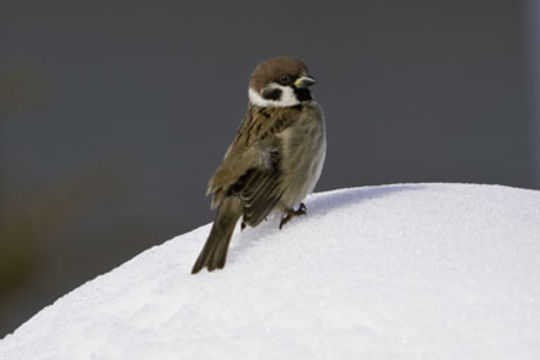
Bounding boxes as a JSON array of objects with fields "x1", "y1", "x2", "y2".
[{"x1": 279, "y1": 203, "x2": 307, "y2": 229}]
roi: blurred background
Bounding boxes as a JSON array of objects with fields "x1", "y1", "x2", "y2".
[{"x1": 1, "y1": 0, "x2": 539, "y2": 337}]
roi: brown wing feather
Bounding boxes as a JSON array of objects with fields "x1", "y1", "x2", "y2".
[
  {"x1": 207, "y1": 105, "x2": 302, "y2": 225},
  {"x1": 237, "y1": 152, "x2": 282, "y2": 226}
]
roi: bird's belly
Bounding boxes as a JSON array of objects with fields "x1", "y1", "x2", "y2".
[
  {"x1": 291, "y1": 143, "x2": 325, "y2": 204},
  {"x1": 280, "y1": 117, "x2": 326, "y2": 208}
]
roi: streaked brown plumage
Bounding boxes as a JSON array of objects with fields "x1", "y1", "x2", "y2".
[{"x1": 192, "y1": 56, "x2": 326, "y2": 274}]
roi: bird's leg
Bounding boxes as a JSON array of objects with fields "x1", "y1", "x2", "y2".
[{"x1": 279, "y1": 203, "x2": 307, "y2": 229}]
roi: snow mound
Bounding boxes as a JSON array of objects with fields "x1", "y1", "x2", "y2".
[{"x1": 1, "y1": 183, "x2": 540, "y2": 359}]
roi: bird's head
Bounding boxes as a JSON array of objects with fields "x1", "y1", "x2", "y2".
[{"x1": 248, "y1": 56, "x2": 316, "y2": 108}]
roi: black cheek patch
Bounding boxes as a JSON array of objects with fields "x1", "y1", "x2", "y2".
[{"x1": 262, "y1": 87, "x2": 282, "y2": 100}]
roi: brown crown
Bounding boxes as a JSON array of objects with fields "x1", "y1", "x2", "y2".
[{"x1": 249, "y1": 56, "x2": 309, "y2": 92}]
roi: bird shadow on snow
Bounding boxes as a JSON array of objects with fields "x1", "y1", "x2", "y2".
[
  {"x1": 230, "y1": 184, "x2": 425, "y2": 260},
  {"x1": 307, "y1": 183, "x2": 425, "y2": 217}
]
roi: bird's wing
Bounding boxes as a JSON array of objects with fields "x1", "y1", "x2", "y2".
[{"x1": 207, "y1": 106, "x2": 300, "y2": 226}]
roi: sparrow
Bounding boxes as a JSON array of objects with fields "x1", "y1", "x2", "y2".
[{"x1": 191, "y1": 56, "x2": 326, "y2": 274}]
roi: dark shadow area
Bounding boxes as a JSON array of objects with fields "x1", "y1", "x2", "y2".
[{"x1": 307, "y1": 184, "x2": 426, "y2": 216}]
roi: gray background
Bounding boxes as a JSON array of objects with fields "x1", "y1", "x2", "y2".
[{"x1": 1, "y1": 0, "x2": 538, "y2": 337}]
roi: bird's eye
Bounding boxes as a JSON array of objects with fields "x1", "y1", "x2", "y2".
[{"x1": 279, "y1": 74, "x2": 291, "y2": 85}]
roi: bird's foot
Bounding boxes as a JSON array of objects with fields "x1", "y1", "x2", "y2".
[
  {"x1": 296, "y1": 202, "x2": 307, "y2": 215},
  {"x1": 279, "y1": 203, "x2": 307, "y2": 229}
]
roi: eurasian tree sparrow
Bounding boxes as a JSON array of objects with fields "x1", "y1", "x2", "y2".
[{"x1": 192, "y1": 56, "x2": 326, "y2": 274}]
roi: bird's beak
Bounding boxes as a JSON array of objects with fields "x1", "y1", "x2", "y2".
[{"x1": 294, "y1": 76, "x2": 316, "y2": 88}]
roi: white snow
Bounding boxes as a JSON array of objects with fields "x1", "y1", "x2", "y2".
[{"x1": 1, "y1": 183, "x2": 540, "y2": 359}]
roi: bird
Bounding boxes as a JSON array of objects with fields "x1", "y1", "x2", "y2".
[{"x1": 191, "y1": 56, "x2": 326, "y2": 274}]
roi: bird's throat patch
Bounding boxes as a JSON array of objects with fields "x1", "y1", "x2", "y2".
[{"x1": 294, "y1": 88, "x2": 312, "y2": 102}]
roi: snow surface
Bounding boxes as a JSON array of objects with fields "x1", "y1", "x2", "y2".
[{"x1": 1, "y1": 183, "x2": 540, "y2": 360}]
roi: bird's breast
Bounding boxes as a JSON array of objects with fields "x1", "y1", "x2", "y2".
[{"x1": 279, "y1": 103, "x2": 326, "y2": 207}]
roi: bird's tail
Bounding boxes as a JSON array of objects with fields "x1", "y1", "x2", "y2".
[{"x1": 191, "y1": 197, "x2": 243, "y2": 274}]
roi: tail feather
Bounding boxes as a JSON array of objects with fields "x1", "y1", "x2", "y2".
[{"x1": 191, "y1": 198, "x2": 243, "y2": 274}]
